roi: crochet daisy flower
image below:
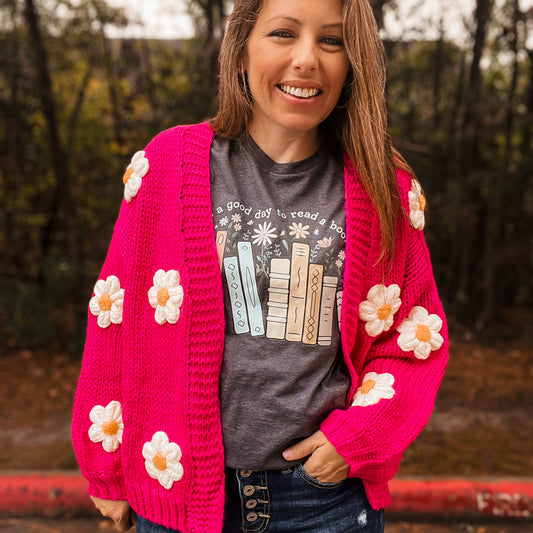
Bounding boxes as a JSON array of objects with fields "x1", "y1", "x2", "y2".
[
  {"x1": 88, "y1": 400, "x2": 123, "y2": 452},
  {"x1": 123, "y1": 150, "x2": 149, "y2": 202},
  {"x1": 359, "y1": 284, "x2": 402, "y2": 337},
  {"x1": 409, "y1": 179, "x2": 426, "y2": 230},
  {"x1": 352, "y1": 372, "x2": 395, "y2": 407},
  {"x1": 289, "y1": 222, "x2": 310, "y2": 239},
  {"x1": 148, "y1": 269, "x2": 184, "y2": 325},
  {"x1": 143, "y1": 431, "x2": 184, "y2": 489},
  {"x1": 89, "y1": 275, "x2": 124, "y2": 328},
  {"x1": 397, "y1": 306, "x2": 444, "y2": 359}
]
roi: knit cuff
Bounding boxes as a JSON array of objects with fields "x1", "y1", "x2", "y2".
[
  {"x1": 86, "y1": 469, "x2": 127, "y2": 501},
  {"x1": 320, "y1": 409, "x2": 399, "y2": 481}
]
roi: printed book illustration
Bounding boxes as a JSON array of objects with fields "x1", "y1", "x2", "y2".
[{"x1": 214, "y1": 204, "x2": 346, "y2": 347}]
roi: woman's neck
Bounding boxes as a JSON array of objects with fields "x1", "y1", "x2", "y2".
[{"x1": 247, "y1": 121, "x2": 320, "y2": 163}]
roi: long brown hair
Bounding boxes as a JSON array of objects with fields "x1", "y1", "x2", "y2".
[{"x1": 210, "y1": 0, "x2": 409, "y2": 260}]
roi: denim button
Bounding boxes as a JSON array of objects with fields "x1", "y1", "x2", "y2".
[
  {"x1": 240, "y1": 469, "x2": 252, "y2": 478},
  {"x1": 245, "y1": 499, "x2": 258, "y2": 509},
  {"x1": 243, "y1": 484, "x2": 255, "y2": 496},
  {"x1": 246, "y1": 512, "x2": 258, "y2": 522}
]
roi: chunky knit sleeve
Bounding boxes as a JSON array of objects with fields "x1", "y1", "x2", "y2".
[
  {"x1": 71, "y1": 148, "x2": 151, "y2": 500},
  {"x1": 321, "y1": 169, "x2": 449, "y2": 488}
]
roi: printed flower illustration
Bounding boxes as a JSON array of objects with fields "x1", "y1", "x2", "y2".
[
  {"x1": 231, "y1": 214, "x2": 241, "y2": 223},
  {"x1": 338, "y1": 250, "x2": 346, "y2": 260},
  {"x1": 335, "y1": 259, "x2": 344, "y2": 268},
  {"x1": 359, "y1": 284, "x2": 402, "y2": 337},
  {"x1": 148, "y1": 269, "x2": 184, "y2": 325},
  {"x1": 123, "y1": 150, "x2": 149, "y2": 202},
  {"x1": 143, "y1": 431, "x2": 184, "y2": 489},
  {"x1": 234, "y1": 223, "x2": 242, "y2": 231},
  {"x1": 89, "y1": 275, "x2": 124, "y2": 328},
  {"x1": 252, "y1": 221, "x2": 278, "y2": 247},
  {"x1": 289, "y1": 222, "x2": 310, "y2": 239},
  {"x1": 352, "y1": 372, "x2": 395, "y2": 407},
  {"x1": 88, "y1": 400, "x2": 123, "y2": 452},
  {"x1": 317, "y1": 236, "x2": 333, "y2": 248},
  {"x1": 397, "y1": 306, "x2": 444, "y2": 359},
  {"x1": 409, "y1": 179, "x2": 426, "y2": 230},
  {"x1": 220, "y1": 216, "x2": 229, "y2": 227}
]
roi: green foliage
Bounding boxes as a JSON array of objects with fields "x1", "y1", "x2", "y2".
[{"x1": 0, "y1": 0, "x2": 532, "y2": 352}]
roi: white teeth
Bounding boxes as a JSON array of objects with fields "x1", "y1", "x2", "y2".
[{"x1": 280, "y1": 85, "x2": 319, "y2": 98}]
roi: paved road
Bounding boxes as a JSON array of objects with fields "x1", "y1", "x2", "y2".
[{"x1": 0, "y1": 518, "x2": 532, "y2": 533}]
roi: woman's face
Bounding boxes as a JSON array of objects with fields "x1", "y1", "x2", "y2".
[{"x1": 243, "y1": 0, "x2": 349, "y2": 139}]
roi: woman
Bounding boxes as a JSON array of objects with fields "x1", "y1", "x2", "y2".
[{"x1": 72, "y1": 0, "x2": 448, "y2": 531}]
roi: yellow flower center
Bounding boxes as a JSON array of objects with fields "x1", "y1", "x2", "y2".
[
  {"x1": 98, "y1": 293, "x2": 113, "y2": 312},
  {"x1": 416, "y1": 324, "x2": 432, "y2": 343},
  {"x1": 153, "y1": 452, "x2": 167, "y2": 471},
  {"x1": 101, "y1": 419, "x2": 119, "y2": 436},
  {"x1": 361, "y1": 379, "x2": 376, "y2": 395},
  {"x1": 377, "y1": 304, "x2": 392, "y2": 321},
  {"x1": 157, "y1": 287, "x2": 170, "y2": 306},
  {"x1": 122, "y1": 167, "x2": 134, "y2": 184},
  {"x1": 419, "y1": 195, "x2": 426, "y2": 211}
]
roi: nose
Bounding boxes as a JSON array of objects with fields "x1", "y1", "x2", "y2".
[{"x1": 291, "y1": 37, "x2": 318, "y2": 72}]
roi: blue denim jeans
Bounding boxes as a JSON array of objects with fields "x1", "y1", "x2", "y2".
[{"x1": 136, "y1": 465, "x2": 385, "y2": 533}]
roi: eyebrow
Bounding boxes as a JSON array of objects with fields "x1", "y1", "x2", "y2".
[{"x1": 266, "y1": 15, "x2": 343, "y2": 30}]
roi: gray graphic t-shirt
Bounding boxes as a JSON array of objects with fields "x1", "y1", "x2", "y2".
[{"x1": 210, "y1": 134, "x2": 351, "y2": 469}]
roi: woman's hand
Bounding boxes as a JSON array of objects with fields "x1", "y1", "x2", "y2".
[
  {"x1": 283, "y1": 430, "x2": 349, "y2": 484},
  {"x1": 90, "y1": 496, "x2": 136, "y2": 532}
]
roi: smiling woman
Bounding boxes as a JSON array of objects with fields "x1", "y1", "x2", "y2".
[
  {"x1": 72, "y1": 0, "x2": 449, "y2": 532},
  {"x1": 241, "y1": 0, "x2": 350, "y2": 161}
]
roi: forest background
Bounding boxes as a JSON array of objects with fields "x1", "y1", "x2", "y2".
[
  {"x1": 1, "y1": 0, "x2": 532, "y2": 352},
  {"x1": 0, "y1": 0, "x2": 532, "y2": 477}
]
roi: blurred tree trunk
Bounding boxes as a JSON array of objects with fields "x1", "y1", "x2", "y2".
[
  {"x1": 3, "y1": 1, "x2": 25, "y2": 276},
  {"x1": 452, "y1": 0, "x2": 493, "y2": 314},
  {"x1": 91, "y1": 0, "x2": 124, "y2": 147},
  {"x1": 23, "y1": 0, "x2": 80, "y2": 273},
  {"x1": 188, "y1": 0, "x2": 228, "y2": 113}
]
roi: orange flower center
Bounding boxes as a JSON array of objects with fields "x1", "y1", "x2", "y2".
[
  {"x1": 122, "y1": 167, "x2": 134, "y2": 185},
  {"x1": 98, "y1": 293, "x2": 113, "y2": 312},
  {"x1": 416, "y1": 324, "x2": 432, "y2": 343},
  {"x1": 153, "y1": 452, "x2": 167, "y2": 471},
  {"x1": 101, "y1": 419, "x2": 119, "y2": 436},
  {"x1": 361, "y1": 379, "x2": 376, "y2": 395},
  {"x1": 419, "y1": 195, "x2": 426, "y2": 211},
  {"x1": 377, "y1": 304, "x2": 392, "y2": 321},
  {"x1": 157, "y1": 287, "x2": 170, "y2": 306}
]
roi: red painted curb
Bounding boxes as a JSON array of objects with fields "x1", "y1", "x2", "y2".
[
  {"x1": 389, "y1": 478, "x2": 533, "y2": 519},
  {"x1": 0, "y1": 473, "x2": 532, "y2": 519}
]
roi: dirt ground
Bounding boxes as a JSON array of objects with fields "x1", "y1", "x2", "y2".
[{"x1": 0, "y1": 329, "x2": 532, "y2": 476}]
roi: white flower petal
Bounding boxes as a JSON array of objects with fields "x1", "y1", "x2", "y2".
[
  {"x1": 88, "y1": 425, "x2": 105, "y2": 442},
  {"x1": 414, "y1": 342, "x2": 432, "y2": 360},
  {"x1": 97, "y1": 311, "x2": 111, "y2": 328},
  {"x1": 102, "y1": 435, "x2": 120, "y2": 452},
  {"x1": 155, "y1": 305, "x2": 168, "y2": 325},
  {"x1": 153, "y1": 269, "x2": 168, "y2": 288},
  {"x1": 165, "y1": 304, "x2": 180, "y2": 324}
]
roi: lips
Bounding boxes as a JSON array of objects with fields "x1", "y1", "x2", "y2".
[{"x1": 278, "y1": 84, "x2": 321, "y2": 99}]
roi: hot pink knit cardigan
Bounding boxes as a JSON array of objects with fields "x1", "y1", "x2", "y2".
[{"x1": 72, "y1": 122, "x2": 448, "y2": 532}]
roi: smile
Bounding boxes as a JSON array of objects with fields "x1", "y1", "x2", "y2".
[{"x1": 278, "y1": 84, "x2": 321, "y2": 99}]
